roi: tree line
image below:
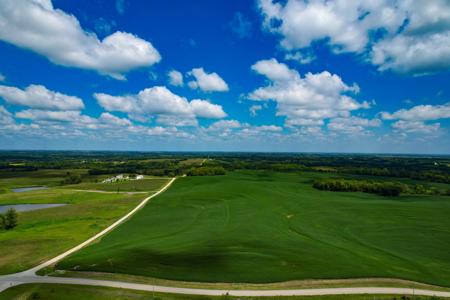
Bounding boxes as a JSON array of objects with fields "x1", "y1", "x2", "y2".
[
  {"x1": 313, "y1": 179, "x2": 408, "y2": 197},
  {"x1": 187, "y1": 166, "x2": 226, "y2": 176}
]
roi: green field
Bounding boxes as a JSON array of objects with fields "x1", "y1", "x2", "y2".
[
  {"x1": 0, "y1": 169, "x2": 89, "y2": 192},
  {"x1": 0, "y1": 188, "x2": 147, "y2": 275},
  {"x1": 0, "y1": 284, "x2": 444, "y2": 300},
  {"x1": 56, "y1": 171, "x2": 450, "y2": 286},
  {"x1": 0, "y1": 169, "x2": 170, "y2": 275},
  {"x1": 64, "y1": 178, "x2": 170, "y2": 192}
]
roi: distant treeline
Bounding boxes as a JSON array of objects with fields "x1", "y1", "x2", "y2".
[
  {"x1": 219, "y1": 159, "x2": 450, "y2": 184},
  {"x1": 313, "y1": 179, "x2": 406, "y2": 196},
  {"x1": 337, "y1": 167, "x2": 450, "y2": 184},
  {"x1": 87, "y1": 160, "x2": 186, "y2": 177},
  {"x1": 0, "y1": 165, "x2": 38, "y2": 172},
  {"x1": 312, "y1": 178, "x2": 449, "y2": 197},
  {"x1": 1, "y1": 151, "x2": 449, "y2": 185},
  {"x1": 187, "y1": 166, "x2": 225, "y2": 176}
]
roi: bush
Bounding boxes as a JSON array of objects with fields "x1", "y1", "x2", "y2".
[
  {"x1": 1, "y1": 208, "x2": 18, "y2": 230},
  {"x1": 61, "y1": 173, "x2": 82, "y2": 185}
]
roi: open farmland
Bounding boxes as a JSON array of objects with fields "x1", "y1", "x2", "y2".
[{"x1": 56, "y1": 171, "x2": 450, "y2": 286}]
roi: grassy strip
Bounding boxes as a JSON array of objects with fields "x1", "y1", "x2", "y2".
[
  {"x1": 46, "y1": 270, "x2": 450, "y2": 292},
  {"x1": 0, "y1": 283, "x2": 447, "y2": 300}
]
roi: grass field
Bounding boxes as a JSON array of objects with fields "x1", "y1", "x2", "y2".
[
  {"x1": 0, "y1": 188, "x2": 147, "y2": 275},
  {"x1": 0, "y1": 171, "x2": 170, "y2": 275},
  {"x1": 0, "y1": 169, "x2": 86, "y2": 191},
  {"x1": 0, "y1": 169, "x2": 117, "y2": 195},
  {"x1": 0, "y1": 284, "x2": 445, "y2": 300},
  {"x1": 56, "y1": 171, "x2": 450, "y2": 286},
  {"x1": 64, "y1": 178, "x2": 170, "y2": 192}
]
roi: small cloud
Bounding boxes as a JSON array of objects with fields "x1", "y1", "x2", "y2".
[
  {"x1": 187, "y1": 68, "x2": 229, "y2": 92},
  {"x1": 116, "y1": 0, "x2": 127, "y2": 15},
  {"x1": 285, "y1": 51, "x2": 316, "y2": 64},
  {"x1": 167, "y1": 70, "x2": 183, "y2": 86},
  {"x1": 249, "y1": 105, "x2": 262, "y2": 117},
  {"x1": 0, "y1": 73, "x2": 5, "y2": 82},
  {"x1": 392, "y1": 120, "x2": 440, "y2": 134},
  {"x1": 230, "y1": 12, "x2": 252, "y2": 39}
]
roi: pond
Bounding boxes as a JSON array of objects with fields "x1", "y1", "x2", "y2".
[
  {"x1": 0, "y1": 204, "x2": 67, "y2": 213},
  {"x1": 11, "y1": 186, "x2": 48, "y2": 193}
]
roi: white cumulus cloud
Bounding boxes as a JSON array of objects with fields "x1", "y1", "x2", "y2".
[
  {"x1": 187, "y1": 68, "x2": 229, "y2": 92},
  {"x1": 381, "y1": 102, "x2": 450, "y2": 135},
  {"x1": 99, "y1": 112, "x2": 131, "y2": 127},
  {"x1": 248, "y1": 58, "x2": 368, "y2": 127},
  {"x1": 190, "y1": 99, "x2": 227, "y2": 119},
  {"x1": 0, "y1": 0, "x2": 161, "y2": 79},
  {"x1": 392, "y1": 120, "x2": 440, "y2": 134},
  {"x1": 0, "y1": 84, "x2": 84, "y2": 110},
  {"x1": 327, "y1": 116, "x2": 381, "y2": 133},
  {"x1": 15, "y1": 109, "x2": 97, "y2": 127},
  {"x1": 258, "y1": 0, "x2": 450, "y2": 75},
  {"x1": 371, "y1": 32, "x2": 450, "y2": 75},
  {"x1": 381, "y1": 103, "x2": 450, "y2": 121},
  {"x1": 95, "y1": 86, "x2": 227, "y2": 126}
]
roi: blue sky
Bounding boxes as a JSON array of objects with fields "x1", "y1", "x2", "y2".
[{"x1": 0, "y1": 0, "x2": 449, "y2": 153}]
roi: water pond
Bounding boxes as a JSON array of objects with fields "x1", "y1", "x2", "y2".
[
  {"x1": 0, "y1": 204, "x2": 66, "y2": 213},
  {"x1": 11, "y1": 186, "x2": 48, "y2": 193}
]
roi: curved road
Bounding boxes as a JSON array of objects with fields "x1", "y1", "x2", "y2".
[{"x1": 1, "y1": 176, "x2": 449, "y2": 298}]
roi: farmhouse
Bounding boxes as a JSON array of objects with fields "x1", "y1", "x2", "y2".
[{"x1": 102, "y1": 174, "x2": 144, "y2": 183}]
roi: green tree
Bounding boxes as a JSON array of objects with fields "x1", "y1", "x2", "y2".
[
  {"x1": 61, "y1": 174, "x2": 82, "y2": 185},
  {"x1": 4, "y1": 208, "x2": 18, "y2": 229}
]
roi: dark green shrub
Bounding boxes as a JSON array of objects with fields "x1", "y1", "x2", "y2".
[{"x1": 4, "y1": 208, "x2": 18, "y2": 229}]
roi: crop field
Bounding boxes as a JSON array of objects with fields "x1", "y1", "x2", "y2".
[
  {"x1": 64, "y1": 178, "x2": 170, "y2": 192},
  {"x1": 56, "y1": 171, "x2": 450, "y2": 286}
]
